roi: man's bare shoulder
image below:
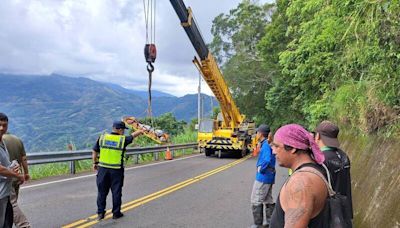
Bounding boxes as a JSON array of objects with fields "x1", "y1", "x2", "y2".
[
  {"x1": 281, "y1": 172, "x2": 316, "y2": 227},
  {"x1": 283, "y1": 171, "x2": 316, "y2": 203},
  {"x1": 281, "y1": 168, "x2": 328, "y2": 226},
  {"x1": 288, "y1": 167, "x2": 328, "y2": 194}
]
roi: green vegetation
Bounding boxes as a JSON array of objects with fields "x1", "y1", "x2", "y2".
[
  {"x1": 209, "y1": 1, "x2": 400, "y2": 227},
  {"x1": 139, "y1": 113, "x2": 187, "y2": 137},
  {"x1": 30, "y1": 160, "x2": 93, "y2": 180},
  {"x1": 210, "y1": 2, "x2": 274, "y2": 122},
  {"x1": 210, "y1": 0, "x2": 399, "y2": 135}
]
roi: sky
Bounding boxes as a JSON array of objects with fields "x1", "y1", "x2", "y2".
[{"x1": 0, "y1": 0, "x2": 269, "y2": 97}]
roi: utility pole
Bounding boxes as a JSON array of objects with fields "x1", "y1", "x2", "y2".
[
  {"x1": 197, "y1": 72, "x2": 201, "y2": 128},
  {"x1": 210, "y1": 95, "x2": 213, "y2": 118}
]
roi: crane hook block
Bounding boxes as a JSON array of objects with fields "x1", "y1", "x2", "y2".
[
  {"x1": 144, "y1": 44, "x2": 157, "y2": 63},
  {"x1": 147, "y1": 62, "x2": 154, "y2": 73}
]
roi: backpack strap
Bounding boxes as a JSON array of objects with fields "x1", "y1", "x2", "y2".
[{"x1": 294, "y1": 164, "x2": 336, "y2": 197}]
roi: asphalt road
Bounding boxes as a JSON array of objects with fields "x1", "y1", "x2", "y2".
[{"x1": 18, "y1": 153, "x2": 288, "y2": 228}]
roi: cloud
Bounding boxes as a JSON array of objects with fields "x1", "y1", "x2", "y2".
[{"x1": 0, "y1": 0, "x2": 267, "y2": 96}]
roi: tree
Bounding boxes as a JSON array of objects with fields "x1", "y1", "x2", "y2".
[
  {"x1": 212, "y1": 107, "x2": 220, "y2": 119},
  {"x1": 257, "y1": 0, "x2": 400, "y2": 131},
  {"x1": 189, "y1": 118, "x2": 198, "y2": 131},
  {"x1": 140, "y1": 113, "x2": 186, "y2": 136},
  {"x1": 209, "y1": 0, "x2": 275, "y2": 122}
]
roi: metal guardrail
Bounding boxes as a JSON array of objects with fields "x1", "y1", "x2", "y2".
[{"x1": 26, "y1": 143, "x2": 198, "y2": 174}]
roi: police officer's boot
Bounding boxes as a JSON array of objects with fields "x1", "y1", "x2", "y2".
[
  {"x1": 251, "y1": 204, "x2": 263, "y2": 228},
  {"x1": 264, "y1": 203, "x2": 275, "y2": 227}
]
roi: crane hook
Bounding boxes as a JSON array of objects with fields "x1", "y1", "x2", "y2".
[{"x1": 147, "y1": 62, "x2": 154, "y2": 73}]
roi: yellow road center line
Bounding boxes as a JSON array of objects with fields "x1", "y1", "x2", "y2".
[
  {"x1": 62, "y1": 220, "x2": 87, "y2": 228},
  {"x1": 63, "y1": 156, "x2": 249, "y2": 228},
  {"x1": 66, "y1": 160, "x2": 239, "y2": 228}
]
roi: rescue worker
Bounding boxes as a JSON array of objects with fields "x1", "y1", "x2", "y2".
[
  {"x1": 250, "y1": 124, "x2": 276, "y2": 228},
  {"x1": 92, "y1": 121, "x2": 143, "y2": 220}
]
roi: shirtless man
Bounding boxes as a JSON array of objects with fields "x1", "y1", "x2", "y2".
[{"x1": 270, "y1": 124, "x2": 328, "y2": 228}]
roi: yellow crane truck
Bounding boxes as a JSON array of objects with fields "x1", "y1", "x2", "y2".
[{"x1": 170, "y1": 0, "x2": 256, "y2": 158}]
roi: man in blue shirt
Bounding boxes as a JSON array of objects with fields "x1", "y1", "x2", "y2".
[{"x1": 250, "y1": 124, "x2": 276, "y2": 228}]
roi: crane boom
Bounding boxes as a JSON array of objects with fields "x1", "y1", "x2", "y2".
[
  {"x1": 170, "y1": 0, "x2": 244, "y2": 128},
  {"x1": 169, "y1": 0, "x2": 255, "y2": 159},
  {"x1": 169, "y1": 0, "x2": 208, "y2": 60}
]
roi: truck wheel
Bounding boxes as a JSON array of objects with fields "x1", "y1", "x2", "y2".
[
  {"x1": 205, "y1": 149, "x2": 211, "y2": 156},
  {"x1": 238, "y1": 146, "x2": 247, "y2": 158}
]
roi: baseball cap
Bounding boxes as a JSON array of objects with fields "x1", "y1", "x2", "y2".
[
  {"x1": 315, "y1": 121, "x2": 340, "y2": 148},
  {"x1": 113, "y1": 121, "x2": 128, "y2": 130},
  {"x1": 256, "y1": 124, "x2": 270, "y2": 134}
]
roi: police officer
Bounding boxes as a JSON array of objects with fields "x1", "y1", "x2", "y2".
[{"x1": 92, "y1": 121, "x2": 143, "y2": 220}]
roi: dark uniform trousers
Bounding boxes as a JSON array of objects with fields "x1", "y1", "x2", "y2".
[{"x1": 96, "y1": 167, "x2": 124, "y2": 214}]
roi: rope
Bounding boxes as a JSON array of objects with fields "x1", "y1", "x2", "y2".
[
  {"x1": 143, "y1": 0, "x2": 150, "y2": 43},
  {"x1": 143, "y1": 0, "x2": 156, "y2": 124},
  {"x1": 143, "y1": 0, "x2": 155, "y2": 44},
  {"x1": 150, "y1": 0, "x2": 153, "y2": 44},
  {"x1": 153, "y1": 0, "x2": 156, "y2": 44},
  {"x1": 147, "y1": 63, "x2": 154, "y2": 120}
]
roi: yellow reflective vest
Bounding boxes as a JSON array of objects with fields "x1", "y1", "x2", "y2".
[{"x1": 99, "y1": 133, "x2": 126, "y2": 169}]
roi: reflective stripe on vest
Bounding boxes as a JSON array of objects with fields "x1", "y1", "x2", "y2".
[{"x1": 99, "y1": 133, "x2": 125, "y2": 169}]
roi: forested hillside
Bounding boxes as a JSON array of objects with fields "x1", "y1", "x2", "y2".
[
  {"x1": 1, "y1": 74, "x2": 216, "y2": 151},
  {"x1": 210, "y1": 0, "x2": 399, "y2": 135},
  {"x1": 210, "y1": 1, "x2": 400, "y2": 227}
]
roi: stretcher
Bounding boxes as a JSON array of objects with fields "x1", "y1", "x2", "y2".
[{"x1": 123, "y1": 116, "x2": 169, "y2": 144}]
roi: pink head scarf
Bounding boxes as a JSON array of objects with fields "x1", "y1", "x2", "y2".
[{"x1": 274, "y1": 124, "x2": 325, "y2": 164}]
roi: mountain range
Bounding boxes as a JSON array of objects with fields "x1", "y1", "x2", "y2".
[{"x1": 0, "y1": 74, "x2": 216, "y2": 152}]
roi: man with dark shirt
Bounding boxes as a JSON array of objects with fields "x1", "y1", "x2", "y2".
[
  {"x1": 0, "y1": 113, "x2": 25, "y2": 228},
  {"x1": 315, "y1": 120, "x2": 353, "y2": 218},
  {"x1": 92, "y1": 121, "x2": 143, "y2": 220},
  {"x1": 3, "y1": 133, "x2": 31, "y2": 228}
]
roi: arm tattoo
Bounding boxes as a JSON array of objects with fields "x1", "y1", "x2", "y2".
[
  {"x1": 286, "y1": 208, "x2": 307, "y2": 226},
  {"x1": 284, "y1": 175, "x2": 312, "y2": 227}
]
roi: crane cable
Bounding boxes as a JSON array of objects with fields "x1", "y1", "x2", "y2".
[{"x1": 143, "y1": 0, "x2": 156, "y2": 122}]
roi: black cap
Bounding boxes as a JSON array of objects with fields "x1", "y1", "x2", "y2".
[
  {"x1": 113, "y1": 121, "x2": 128, "y2": 130},
  {"x1": 315, "y1": 120, "x2": 340, "y2": 148},
  {"x1": 257, "y1": 124, "x2": 270, "y2": 134}
]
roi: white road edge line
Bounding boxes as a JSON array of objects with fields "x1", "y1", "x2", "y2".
[{"x1": 21, "y1": 154, "x2": 203, "y2": 190}]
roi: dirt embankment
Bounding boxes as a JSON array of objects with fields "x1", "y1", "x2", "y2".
[{"x1": 340, "y1": 132, "x2": 400, "y2": 227}]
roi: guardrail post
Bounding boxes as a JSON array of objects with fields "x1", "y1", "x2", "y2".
[
  {"x1": 70, "y1": 161, "x2": 76, "y2": 174},
  {"x1": 172, "y1": 150, "x2": 174, "y2": 159},
  {"x1": 135, "y1": 154, "x2": 139, "y2": 164},
  {"x1": 68, "y1": 144, "x2": 76, "y2": 174}
]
